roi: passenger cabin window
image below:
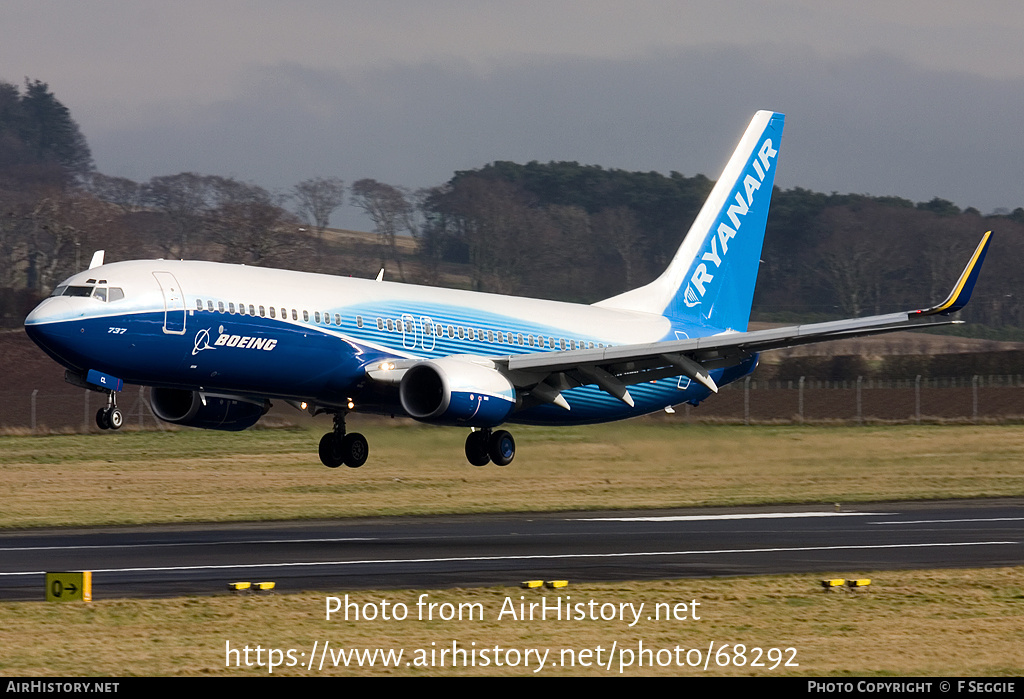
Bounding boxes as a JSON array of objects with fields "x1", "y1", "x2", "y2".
[{"x1": 196, "y1": 299, "x2": 203, "y2": 310}]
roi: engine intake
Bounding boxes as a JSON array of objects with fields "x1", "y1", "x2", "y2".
[
  {"x1": 149, "y1": 388, "x2": 268, "y2": 431},
  {"x1": 399, "y1": 358, "x2": 516, "y2": 427}
]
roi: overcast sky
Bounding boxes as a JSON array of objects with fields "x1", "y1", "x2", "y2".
[{"x1": 4, "y1": 1, "x2": 1024, "y2": 224}]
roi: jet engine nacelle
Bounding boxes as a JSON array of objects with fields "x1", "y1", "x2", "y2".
[
  {"x1": 149, "y1": 388, "x2": 268, "y2": 431},
  {"x1": 399, "y1": 358, "x2": 516, "y2": 427}
]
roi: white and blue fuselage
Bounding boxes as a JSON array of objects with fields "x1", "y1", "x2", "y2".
[{"x1": 25, "y1": 259, "x2": 750, "y2": 426}]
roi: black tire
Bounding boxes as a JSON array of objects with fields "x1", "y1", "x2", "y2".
[
  {"x1": 95, "y1": 408, "x2": 110, "y2": 430},
  {"x1": 342, "y1": 432, "x2": 368, "y2": 468},
  {"x1": 488, "y1": 430, "x2": 515, "y2": 466},
  {"x1": 318, "y1": 433, "x2": 344, "y2": 468},
  {"x1": 465, "y1": 431, "x2": 491, "y2": 466},
  {"x1": 108, "y1": 408, "x2": 124, "y2": 430}
]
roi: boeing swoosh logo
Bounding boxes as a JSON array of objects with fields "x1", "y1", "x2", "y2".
[{"x1": 192, "y1": 329, "x2": 213, "y2": 356}]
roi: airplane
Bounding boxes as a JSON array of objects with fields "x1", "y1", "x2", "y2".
[{"x1": 24, "y1": 110, "x2": 992, "y2": 468}]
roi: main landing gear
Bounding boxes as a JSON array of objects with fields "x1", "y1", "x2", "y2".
[
  {"x1": 465, "y1": 428, "x2": 516, "y2": 467},
  {"x1": 319, "y1": 413, "x2": 368, "y2": 468},
  {"x1": 95, "y1": 391, "x2": 123, "y2": 430}
]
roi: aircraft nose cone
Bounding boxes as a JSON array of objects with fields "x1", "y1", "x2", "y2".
[{"x1": 24, "y1": 298, "x2": 79, "y2": 367}]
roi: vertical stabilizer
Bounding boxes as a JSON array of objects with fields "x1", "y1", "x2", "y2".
[{"x1": 595, "y1": 111, "x2": 784, "y2": 332}]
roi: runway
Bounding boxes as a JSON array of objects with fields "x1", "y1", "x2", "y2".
[{"x1": 1, "y1": 498, "x2": 1021, "y2": 600}]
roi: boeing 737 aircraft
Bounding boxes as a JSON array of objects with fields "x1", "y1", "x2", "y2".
[{"x1": 25, "y1": 111, "x2": 991, "y2": 468}]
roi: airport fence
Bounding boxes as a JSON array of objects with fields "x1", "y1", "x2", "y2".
[{"x1": 3, "y1": 375, "x2": 1024, "y2": 434}]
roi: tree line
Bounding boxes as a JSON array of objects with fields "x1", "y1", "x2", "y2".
[{"x1": 2, "y1": 78, "x2": 1023, "y2": 336}]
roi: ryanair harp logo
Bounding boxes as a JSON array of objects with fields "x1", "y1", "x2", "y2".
[{"x1": 684, "y1": 137, "x2": 777, "y2": 308}]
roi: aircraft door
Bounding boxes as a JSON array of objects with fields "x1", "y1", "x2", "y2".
[
  {"x1": 153, "y1": 271, "x2": 187, "y2": 335},
  {"x1": 674, "y1": 330, "x2": 691, "y2": 389},
  {"x1": 420, "y1": 316, "x2": 435, "y2": 351},
  {"x1": 401, "y1": 313, "x2": 418, "y2": 350}
]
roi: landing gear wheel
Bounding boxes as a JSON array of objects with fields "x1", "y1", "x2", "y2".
[
  {"x1": 341, "y1": 432, "x2": 368, "y2": 468},
  {"x1": 465, "y1": 431, "x2": 491, "y2": 466},
  {"x1": 318, "y1": 433, "x2": 344, "y2": 468},
  {"x1": 96, "y1": 408, "x2": 110, "y2": 430},
  {"x1": 488, "y1": 430, "x2": 516, "y2": 466},
  {"x1": 107, "y1": 408, "x2": 123, "y2": 430}
]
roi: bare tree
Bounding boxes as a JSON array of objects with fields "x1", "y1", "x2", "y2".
[
  {"x1": 142, "y1": 173, "x2": 221, "y2": 258},
  {"x1": 83, "y1": 173, "x2": 142, "y2": 213},
  {"x1": 350, "y1": 178, "x2": 417, "y2": 282},
  {"x1": 292, "y1": 177, "x2": 345, "y2": 252},
  {"x1": 208, "y1": 178, "x2": 300, "y2": 265},
  {"x1": 593, "y1": 206, "x2": 645, "y2": 289}
]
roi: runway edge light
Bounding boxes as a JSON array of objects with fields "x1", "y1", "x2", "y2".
[
  {"x1": 229, "y1": 582, "x2": 252, "y2": 592},
  {"x1": 821, "y1": 579, "x2": 845, "y2": 592},
  {"x1": 546, "y1": 580, "x2": 569, "y2": 589},
  {"x1": 255, "y1": 582, "x2": 276, "y2": 592},
  {"x1": 847, "y1": 579, "x2": 871, "y2": 590},
  {"x1": 521, "y1": 580, "x2": 544, "y2": 589}
]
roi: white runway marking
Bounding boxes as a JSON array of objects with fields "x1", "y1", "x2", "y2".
[
  {"x1": 577, "y1": 512, "x2": 891, "y2": 522},
  {"x1": 0, "y1": 540, "x2": 1015, "y2": 577},
  {"x1": 0, "y1": 537, "x2": 374, "y2": 552},
  {"x1": 870, "y1": 517, "x2": 1024, "y2": 525}
]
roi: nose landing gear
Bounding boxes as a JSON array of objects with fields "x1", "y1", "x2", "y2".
[{"x1": 95, "y1": 393, "x2": 123, "y2": 430}]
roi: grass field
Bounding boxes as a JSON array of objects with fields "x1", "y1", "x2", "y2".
[
  {"x1": 1, "y1": 420, "x2": 1024, "y2": 528},
  {"x1": 2, "y1": 421, "x2": 1022, "y2": 676},
  {"x1": 2, "y1": 569, "x2": 1022, "y2": 676}
]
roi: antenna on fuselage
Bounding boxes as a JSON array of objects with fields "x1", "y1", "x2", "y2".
[
  {"x1": 375, "y1": 268, "x2": 384, "y2": 282},
  {"x1": 88, "y1": 250, "x2": 105, "y2": 269}
]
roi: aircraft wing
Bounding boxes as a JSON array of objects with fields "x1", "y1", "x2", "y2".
[{"x1": 497, "y1": 231, "x2": 992, "y2": 407}]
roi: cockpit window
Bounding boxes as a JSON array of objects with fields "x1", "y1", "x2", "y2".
[{"x1": 56, "y1": 284, "x2": 124, "y2": 301}]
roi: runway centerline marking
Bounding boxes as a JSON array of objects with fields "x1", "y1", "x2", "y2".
[{"x1": 0, "y1": 540, "x2": 1015, "y2": 577}]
